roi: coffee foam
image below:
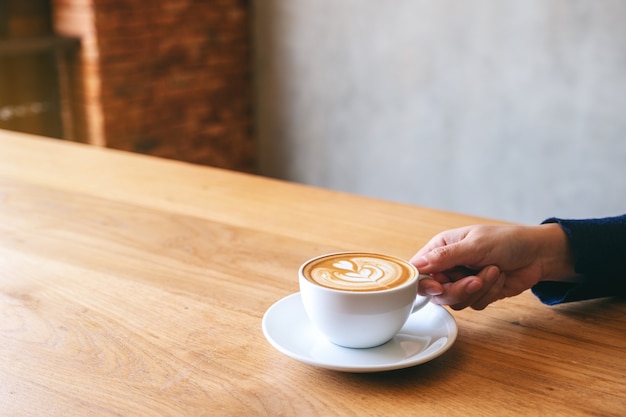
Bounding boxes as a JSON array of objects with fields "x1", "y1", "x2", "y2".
[{"x1": 302, "y1": 253, "x2": 415, "y2": 292}]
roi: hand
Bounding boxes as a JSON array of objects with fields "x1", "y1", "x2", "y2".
[
  {"x1": 410, "y1": 224, "x2": 576, "y2": 310},
  {"x1": 417, "y1": 265, "x2": 504, "y2": 310}
]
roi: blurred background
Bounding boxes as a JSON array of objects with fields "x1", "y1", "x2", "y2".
[{"x1": 2, "y1": 1, "x2": 625, "y2": 224}]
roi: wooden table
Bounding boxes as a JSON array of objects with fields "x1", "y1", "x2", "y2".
[{"x1": 1, "y1": 130, "x2": 624, "y2": 416}]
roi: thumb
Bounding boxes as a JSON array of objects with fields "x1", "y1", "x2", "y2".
[{"x1": 412, "y1": 242, "x2": 476, "y2": 273}]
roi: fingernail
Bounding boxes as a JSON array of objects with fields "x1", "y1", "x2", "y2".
[{"x1": 425, "y1": 287, "x2": 443, "y2": 296}]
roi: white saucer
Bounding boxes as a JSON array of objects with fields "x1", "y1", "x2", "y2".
[{"x1": 262, "y1": 293, "x2": 458, "y2": 373}]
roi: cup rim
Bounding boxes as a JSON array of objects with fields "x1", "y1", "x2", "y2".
[{"x1": 299, "y1": 251, "x2": 419, "y2": 294}]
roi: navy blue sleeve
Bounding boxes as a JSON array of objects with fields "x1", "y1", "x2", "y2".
[{"x1": 531, "y1": 214, "x2": 626, "y2": 305}]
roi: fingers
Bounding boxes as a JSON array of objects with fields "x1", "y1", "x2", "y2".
[
  {"x1": 410, "y1": 228, "x2": 464, "y2": 265},
  {"x1": 417, "y1": 278, "x2": 444, "y2": 296},
  {"x1": 450, "y1": 266, "x2": 503, "y2": 310},
  {"x1": 417, "y1": 265, "x2": 482, "y2": 297},
  {"x1": 410, "y1": 236, "x2": 448, "y2": 270},
  {"x1": 412, "y1": 246, "x2": 458, "y2": 274},
  {"x1": 428, "y1": 265, "x2": 502, "y2": 310},
  {"x1": 468, "y1": 271, "x2": 506, "y2": 310},
  {"x1": 411, "y1": 232, "x2": 479, "y2": 274},
  {"x1": 425, "y1": 274, "x2": 484, "y2": 307},
  {"x1": 411, "y1": 225, "x2": 524, "y2": 310}
]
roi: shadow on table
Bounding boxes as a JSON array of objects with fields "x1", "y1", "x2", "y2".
[
  {"x1": 317, "y1": 344, "x2": 464, "y2": 386},
  {"x1": 551, "y1": 296, "x2": 625, "y2": 318}
]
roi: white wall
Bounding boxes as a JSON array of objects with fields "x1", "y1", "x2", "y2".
[{"x1": 254, "y1": 1, "x2": 626, "y2": 224}]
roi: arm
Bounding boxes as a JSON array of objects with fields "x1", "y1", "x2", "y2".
[
  {"x1": 532, "y1": 214, "x2": 626, "y2": 304},
  {"x1": 411, "y1": 223, "x2": 579, "y2": 310},
  {"x1": 411, "y1": 214, "x2": 626, "y2": 309}
]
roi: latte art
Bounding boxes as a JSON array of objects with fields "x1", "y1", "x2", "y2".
[{"x1": 302, "y1": 253, "x2": 416, "y2": 292}]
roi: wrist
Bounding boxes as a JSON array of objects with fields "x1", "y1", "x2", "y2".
[{"x1": 533, "y1": 223, "x2": 577, "y2": 282}]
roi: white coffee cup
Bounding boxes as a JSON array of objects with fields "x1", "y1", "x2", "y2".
[{"x1": 299, "y1": 252, "x2": 432, "y2": 349}]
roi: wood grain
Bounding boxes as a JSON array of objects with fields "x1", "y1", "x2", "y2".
[{"x1": 1, "y1": 130, "x2": 624, "y2": 416}]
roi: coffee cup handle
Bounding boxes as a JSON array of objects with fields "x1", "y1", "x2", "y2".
[{"x1": 410, "y1": 274, "x2": 433, "y2": 314}]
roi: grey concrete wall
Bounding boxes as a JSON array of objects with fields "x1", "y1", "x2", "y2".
[{"x1": 254, "y1": 1, "x2": 626, "y2": 224}]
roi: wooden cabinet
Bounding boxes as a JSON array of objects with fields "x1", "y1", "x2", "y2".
[
  {"x1": 0, "y1": 0, "x2": 78, "y2": 139},
  {"x1": 0, "y1": 37, "x2": 78, "y2": 139}
]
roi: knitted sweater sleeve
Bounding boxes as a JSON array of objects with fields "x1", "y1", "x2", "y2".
[{"x1": 531, "y1": 214, "x2": 626, "y2": 305}]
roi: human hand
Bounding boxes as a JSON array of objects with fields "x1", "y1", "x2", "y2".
[{"x1": 410, "y1": 224, "x2": 575, "y2": 310}]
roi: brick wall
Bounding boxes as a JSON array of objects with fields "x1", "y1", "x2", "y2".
[{"x1": 53, "y1": 0, "x2": 254, "y2": 172}]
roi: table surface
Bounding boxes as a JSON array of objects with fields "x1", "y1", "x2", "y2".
[{"x1": 1, "y1": 130, "x2": 624, "y2": 416}]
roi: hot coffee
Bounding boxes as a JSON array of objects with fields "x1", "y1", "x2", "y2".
[
  {"x1": 301, "y1": 252, "x2": 416, "y2": 292},
  {"x1": 299, "y1": 251, "x2": 430, "y2": 348}
]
